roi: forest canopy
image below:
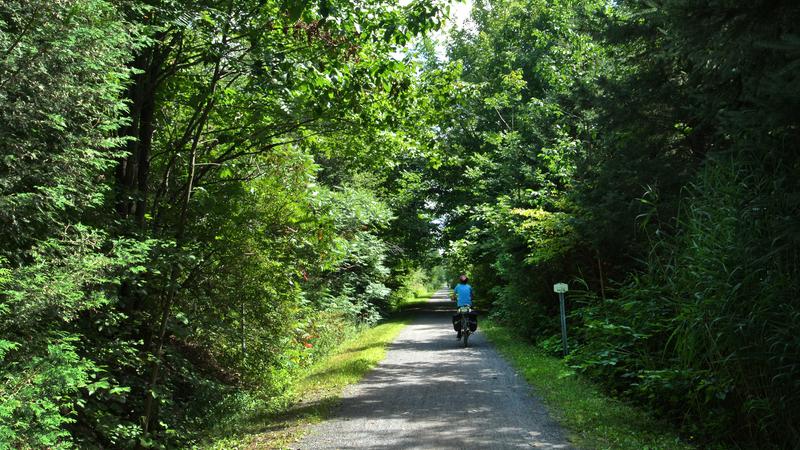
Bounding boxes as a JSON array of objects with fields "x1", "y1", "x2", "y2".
[{"x1": 1, "y1": 0, "x2": 798, "y2": 448}]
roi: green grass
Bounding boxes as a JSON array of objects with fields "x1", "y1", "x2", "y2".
[
  {"x1": 295, "y1": 317, "x2": 410, "y2": 403},
  {"x1": 396, "y1": 288, "x2": 435, "y2": 309},
  {"x1": 204, "y1": 293, "x2": 432, "y2": 449},
  {"x1": 482, "y1": 319, "x2": 692, "y2": 450}
]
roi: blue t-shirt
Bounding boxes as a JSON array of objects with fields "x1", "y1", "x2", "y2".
[{"x1": 453, "y1": 283, "x2": 473, "y2": 306}]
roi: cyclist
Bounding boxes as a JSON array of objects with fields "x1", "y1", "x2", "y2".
[{"x1": 453, "y1": 274, "x2": 473, "y2": 339}]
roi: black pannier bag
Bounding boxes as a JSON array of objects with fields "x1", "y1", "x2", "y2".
[
  {"x1": 467, "y1": 311, "x2": 478, "y2": 331},
  {"x1": 452, "y1": 311, "x2": 478, "y2": 332}
]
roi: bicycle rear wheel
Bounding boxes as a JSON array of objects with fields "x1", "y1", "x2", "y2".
[
  {"x1": 462, "y1": 316, "x2": 470, "y2": 347},
  {"x1": 458, "y1": 312, "x2": 470, "y2": 347}
]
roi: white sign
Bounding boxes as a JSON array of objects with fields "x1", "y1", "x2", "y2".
[{"x1": 553, "y1": 283, "x2": 569, "y2": 294}]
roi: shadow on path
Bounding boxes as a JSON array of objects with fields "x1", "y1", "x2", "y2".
[{"x1": 293, "y1": 290, "x2": 572, "y2": 449}]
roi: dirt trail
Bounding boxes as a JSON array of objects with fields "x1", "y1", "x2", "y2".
[{"x1": 293, "y1": 290, "x2": 572, "y2": 449}]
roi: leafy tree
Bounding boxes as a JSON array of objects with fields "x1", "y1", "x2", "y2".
[
  {"x1": 426, "y1": 0, "x2": 800, "y2": 446},
  {"x1": 1, "y1": 0, "x2": 448, "y2": 445},
  {"x1": 0, "y1": 1, "x2": 147, "y2": 447}
]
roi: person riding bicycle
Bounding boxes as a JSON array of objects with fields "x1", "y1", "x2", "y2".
[{"x1": 453, "y1": 274, "x2": 473, "y2": 339}]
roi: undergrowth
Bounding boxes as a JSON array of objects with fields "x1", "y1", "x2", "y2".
[{"x1": 202, "y1": 290, "x2": 432, "y2": 448}]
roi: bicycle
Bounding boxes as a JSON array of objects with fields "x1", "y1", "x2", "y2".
[{"x1": 456, "y1": 305, "x2": 476, "y2": 347}]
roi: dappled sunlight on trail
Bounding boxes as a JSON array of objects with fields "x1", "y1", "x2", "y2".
[{"x1": 293, "y1": 290, "x2": 572, "y2": 449}]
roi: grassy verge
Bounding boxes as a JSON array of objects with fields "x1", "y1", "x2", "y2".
[
  {"x1": 205, "y1": 291, "x2": 432, "y2": 449},
  {"x1": 482, "y1": 319, "x2": 691, "y2": 450},
  {"x1": 397, "y1": 288, "x2": 436, "y2": 309}
]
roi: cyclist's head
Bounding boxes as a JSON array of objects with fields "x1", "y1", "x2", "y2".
[{"x1": 459, "y1": 274, "x2": 468, "y2": 284}]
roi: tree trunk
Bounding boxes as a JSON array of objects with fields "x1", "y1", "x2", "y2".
[
  {"x1": 141, "y1": 52, "x2": 224, "y2": 437},
  {"x1": 116, "y1": 43, "x2": 165, "y2": 227}
]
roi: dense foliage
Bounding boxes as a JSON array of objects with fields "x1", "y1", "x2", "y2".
[
  {"x1": 1, "y1": 0, "x2": 444, "y2": 446},
  {"x1": 2, "y1": 0, "x2": 799, "y2": 447},
  {"x1": 429, "y1": 0, "x2": 800, "y2": 447}
]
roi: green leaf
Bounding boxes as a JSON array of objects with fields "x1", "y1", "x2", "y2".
[{"x1": 283, "y1": 0, "x2": 308, "y2": 21}]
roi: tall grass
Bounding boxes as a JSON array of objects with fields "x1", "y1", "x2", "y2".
[
  {"x1": 668, "y1": 156, "x2": 800, "y2": 445},
  {"x1": 570, "y1": 155, "x2": 800, "y2": 447}
]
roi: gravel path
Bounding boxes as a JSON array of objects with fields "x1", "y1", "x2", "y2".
[{"x1": 293, "y1": 290, "x2": 572, "y2": 449}]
